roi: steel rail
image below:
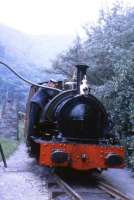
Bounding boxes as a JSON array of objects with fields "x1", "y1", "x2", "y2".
[
  {"x1": 53, "y1": 174, "x2": 83, "y2": 200},
  {"x1": 50, "y1": 173, "x2": 133, "y2": 200},
  {"x1": 98, "y1": 181, "x2": 132, "y2": 200}
]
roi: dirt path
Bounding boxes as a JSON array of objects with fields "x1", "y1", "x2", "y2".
[{"x1": 0, "y1": 143, "x2": 49, "y2": 200}]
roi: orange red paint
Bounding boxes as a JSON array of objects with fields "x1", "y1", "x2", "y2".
[{"x1": 38, "y1": 142, "x2": 125, "y2": 170}]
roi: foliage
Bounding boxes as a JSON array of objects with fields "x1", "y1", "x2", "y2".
[
  {"x1": 126, "y1": 136, "x2": 134, "y2": 171},
  {"x1": 51, "y1": 36, "x2": 86, "y2": 79},
  {"x1": 51, "y1": 2, "x2": 134, "y2": 137},
  {"x1": 83, "y1": 3, "x2": 134, "y2": 136}
]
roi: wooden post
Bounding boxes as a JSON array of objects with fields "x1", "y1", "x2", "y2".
[
  {"x1": 16, "y1": 110, "x2": 19, "y2": 141},
  {"x1": 0, "y1": 143, "x2": 7, "y2": 168}
]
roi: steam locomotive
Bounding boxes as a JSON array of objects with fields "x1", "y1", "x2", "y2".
[{"x1": 25, "y1": 65, "x2": 125, "y2": 171}]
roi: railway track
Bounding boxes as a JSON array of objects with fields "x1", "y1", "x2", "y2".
[
  {"x1": 48, "y1": 173, "x2": 133, "y2": 200},
  {"x1": 97, "y1": 181, "x2": 131, "y2": 200}
]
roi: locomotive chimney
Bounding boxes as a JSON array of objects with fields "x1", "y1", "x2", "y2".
[{"x1": 75, "y1": 64, "x2": 89, "y2": 93}]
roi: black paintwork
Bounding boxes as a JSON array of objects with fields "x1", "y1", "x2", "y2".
[
  {"x1": 27, "y1": 65, "x2": 109, "y2": 145},
  {"x1": 55, "y1": 94, "x2": 107, "y2": 140}
]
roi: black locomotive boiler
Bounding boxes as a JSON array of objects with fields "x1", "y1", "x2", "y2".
[{"x1": 25, "y1": 65, "x2": 125, "y2": 171}]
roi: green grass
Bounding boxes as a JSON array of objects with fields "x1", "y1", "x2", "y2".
[
  {"x1": 0, "y1": 115, "x2": 25, "y2": 162},
  {"x1": 0, "y1": 112, "x2": 25, "y2": 162},
  {"x1": 0, "y1": 137, "x2": 18, "y2": 161}
]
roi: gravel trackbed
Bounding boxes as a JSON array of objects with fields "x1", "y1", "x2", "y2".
[{"x1": 0, "y1": 143, "x2": 49, "y2": 200}]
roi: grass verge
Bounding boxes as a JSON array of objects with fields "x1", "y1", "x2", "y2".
[
  {"x1": 0, "y1": 137, "x2": 18, "y2": 161},
  {"x1": 0, "y1": 114, "x2": 25, "y2": 162}
]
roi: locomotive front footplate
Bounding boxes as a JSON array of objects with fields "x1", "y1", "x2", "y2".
[{"x1": 34, "y1": 139, "x2": 125, "y2": 170}]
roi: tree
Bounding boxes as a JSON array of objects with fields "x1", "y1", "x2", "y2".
[
  {"x1": 92, "y1": 3, "x2": 134, "y2": 136},
  {"x1": 50, "y1": 36, "x2": 85, "y2": 79},
  {"x1": 50, "y1": 2, "x2": 134, "y2": 135}
]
